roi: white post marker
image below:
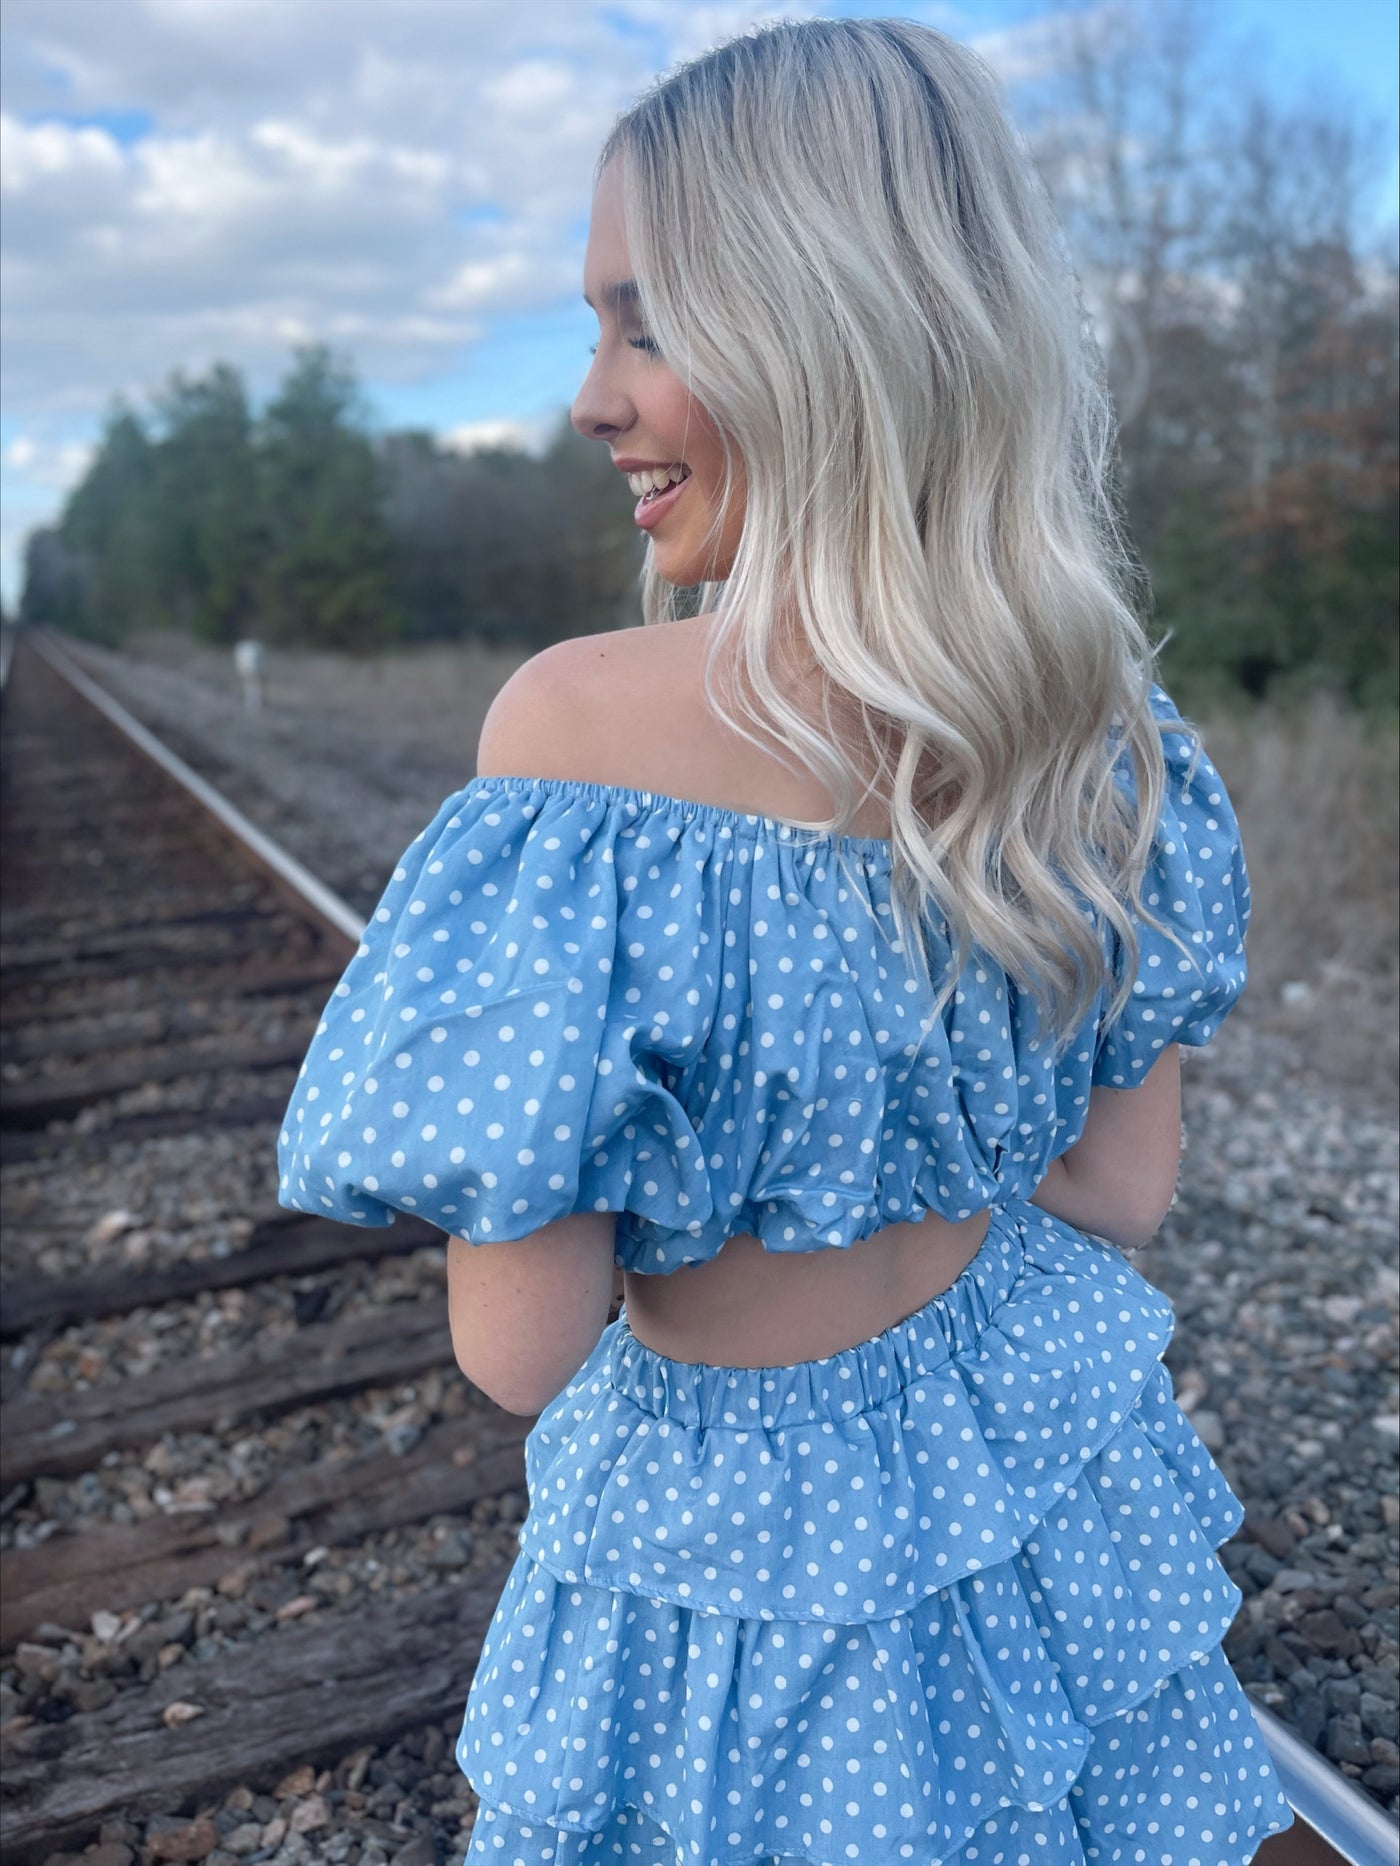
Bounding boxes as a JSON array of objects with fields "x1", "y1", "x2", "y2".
[{"x1": 233, "y1": 639, "x2": 265, "y2": 713}]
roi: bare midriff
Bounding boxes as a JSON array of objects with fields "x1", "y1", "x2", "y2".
[{"x1": 621, "y1": 1206, "x2": 992, "y2": 1369}]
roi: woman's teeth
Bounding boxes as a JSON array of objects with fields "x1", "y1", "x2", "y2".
[{"x1": 627, "y1": 465, "x2": 690, "y2": 499}]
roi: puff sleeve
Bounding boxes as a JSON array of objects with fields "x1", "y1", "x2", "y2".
[
  {"x1": 275, "y1": 781, "x2": 711, "y2": 1244},
  {"x1": 1092, "y1": 686, "x2": 1251, "y2": 1088}
]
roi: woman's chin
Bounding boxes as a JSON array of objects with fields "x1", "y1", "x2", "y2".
[
  {"x1": 652, "y1": 549, "x2": 703, "y2": 588},
  {"x1": 651, "y1": 543, "x2": 735, "y2": 589}
]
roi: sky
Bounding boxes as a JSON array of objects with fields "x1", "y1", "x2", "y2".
[{"x1": 2, "y1": 0, "x2": 1397, "y2": 611}]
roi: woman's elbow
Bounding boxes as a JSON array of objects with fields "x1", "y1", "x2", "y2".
[
  {"x1": 450, "y1": 1338, "x2": 544, "y2": 1417},
  {"x1": 452, "y1": 1328, "x2": 586, "y2": 1416},
  {"x1": 1096, "y1": 1171, "x2": 1179, "y2": 1252}
]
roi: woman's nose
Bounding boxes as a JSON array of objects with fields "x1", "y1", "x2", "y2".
[{"x1": 571, "y1": 352, "x2": 632, "y2": 442}]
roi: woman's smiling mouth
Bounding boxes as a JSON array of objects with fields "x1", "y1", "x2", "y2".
[{"x1": 621, "y1": 461, "x2": 693, "y2": 529}]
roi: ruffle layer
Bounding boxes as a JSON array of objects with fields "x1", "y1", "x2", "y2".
[
  {"x1": 463, "y1": 1642, "x2": 1291, "y2": 1865},
  {"x1": 458, "y1": 1434, "x2": 1257, "y2": 1863},
  {"x1": 465, "y1": 1642, "x2": 1290, "y2": 1866},
  {"x1": 518, "y1": 1209, "x2": 1200, "y2": 1622}
]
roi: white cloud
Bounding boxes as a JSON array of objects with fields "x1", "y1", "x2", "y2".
[
  {"x1": 0, "y1": 0, "x2": 662, "y2": 427},
  {"x1": 0, "y1": 430, "x2": 96, "y2": 608},
  {"x1": 610, "y1": 0, "x2": 822, "y2": 64},
  {"x1": 0, "y1": 0, "x2": 1138, "y2": 606},
  {"x1": 5, "y1": 433, "x2": 95, "y2": 489},
  {"x1": 430, "y1": 250, "x2": 576, "y2": 316},
  {"x1": 970, "y1": 4, "x2": 1164, "y2": 91},
  {"x1": 484, "y1": 61, "x2": 577, "y2": 116},
  {"x1": 0, "y1": 112, "x2": 124, "y2": 189},
  {"x1": 0, "y1": 0, "x2": 1075, "y2": 424},
  {"x1": 443, "y1": 416, "x2": 552, "y2": 456}
]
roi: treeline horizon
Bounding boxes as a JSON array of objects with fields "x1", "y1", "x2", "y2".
[
  {"x1": 17, "y1": 2, "x2": 1400, "y2": 715},
  {"x1": 18, "y1": 348, "x2": 643, "y2": 657}
]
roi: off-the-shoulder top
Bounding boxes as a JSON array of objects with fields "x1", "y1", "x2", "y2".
[{"x1": 277, "y1": 683, "x2": 1249, "y2": 1274}]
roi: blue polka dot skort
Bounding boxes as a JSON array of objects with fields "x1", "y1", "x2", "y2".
[{"x1": 457, "y1": 1202, "x2": 1293, "y2": 1864}]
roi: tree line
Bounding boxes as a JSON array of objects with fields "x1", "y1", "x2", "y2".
[
  {"x1": 19, "y1": 348, "x2": 641, "y2": 654},
  {"x1": 18, "y1": 2, "x2": 1398, "y2": 711}
]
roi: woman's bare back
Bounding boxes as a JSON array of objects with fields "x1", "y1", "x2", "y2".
[{"x1": 544, "y1": 615, "x2": 990, "y2": 1369}]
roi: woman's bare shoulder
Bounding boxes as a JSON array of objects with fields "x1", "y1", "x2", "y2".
[{"x1": 479, "y1": 620, "x2": 717, "y2": 782}]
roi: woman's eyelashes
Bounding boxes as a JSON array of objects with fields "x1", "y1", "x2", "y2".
[{"x1": 587, "y1": 334, "x2": 660, "y2": 358}]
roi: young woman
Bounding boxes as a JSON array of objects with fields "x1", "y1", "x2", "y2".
[{"x1": 279, "y1": 19, "x2": 1294, "y2": 1863}]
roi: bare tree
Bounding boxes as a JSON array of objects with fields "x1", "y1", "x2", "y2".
[
  {"x1": 1016, "y1": 0, "x2": 1223, "y2": 458},
  {"x1": 1003, "y1": 0, "x2": 1396, "y2": 703}
]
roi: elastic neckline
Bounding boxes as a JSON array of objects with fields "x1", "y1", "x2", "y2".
[{"x1": 463, "y1": 771, "x2": 896, "y2": 859}]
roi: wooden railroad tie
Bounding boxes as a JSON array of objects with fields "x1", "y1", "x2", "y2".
[
  {"x1": 2, "y1": 1297, "x2": 460, "y2": 1487},
  {"x1": 0, "y1": 1409, "x2": 530, "y2": 1648},
  {"x1": 0, "y1": 1213, "x2": 443, "y2": 1341},
  {"x1": 0, "y1": 1564, "x2": 516, "y2": 1864}
]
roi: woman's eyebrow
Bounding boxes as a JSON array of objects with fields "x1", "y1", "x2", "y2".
[{"x1": 582, "y1": 280, "x2": 640, "y2": 311}]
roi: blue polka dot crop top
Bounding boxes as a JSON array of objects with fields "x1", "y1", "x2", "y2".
[{"x1": 277, "y1": 682, "x2": 1249, "y2": 1274}]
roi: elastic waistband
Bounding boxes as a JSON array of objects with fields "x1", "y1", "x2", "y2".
[{"x1": 607, "y1": 1202, "x2": 1030, "y2": 1432}]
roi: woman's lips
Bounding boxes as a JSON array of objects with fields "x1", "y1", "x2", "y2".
[{"x1": 633, "y1": 474, "x2": 689, "y2": 531}]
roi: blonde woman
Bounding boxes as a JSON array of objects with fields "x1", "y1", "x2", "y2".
[{"x1": 280, "y1": 19, "x2": 1293, "y2": 1863}]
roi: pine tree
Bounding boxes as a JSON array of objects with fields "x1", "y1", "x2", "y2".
[
  {"x1": 255, "y1": 344, "x2": 402, "y2": 648},
  {"x1": 150, "y1": 364, "x2": 262, "y2": 644}
]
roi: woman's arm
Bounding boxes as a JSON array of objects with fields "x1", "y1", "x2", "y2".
[
  {"x1": 1030, "y1": 1044, "x2": 1182, "y2": 1250},
  {"x1": 447, "y1": 1212, "x2": 618, "y2": 1417}
]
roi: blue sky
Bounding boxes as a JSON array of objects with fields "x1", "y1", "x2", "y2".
[{"x1": 2, "y1": 0, "x2": 1396, "y2": 610}]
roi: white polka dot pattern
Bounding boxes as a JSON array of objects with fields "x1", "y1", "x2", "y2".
[
  {"x1": 268, "y1": 677, "x2": 1278, "y2": 1859},
  {"x1": 1092, "y1": 692, "x2": 1250, "y2": 1089},
  {"x1": 462, "y1": 1643, "x2": 1292, "y2": 1863},
  {"x1": 454, "y1": 1202, "x2": 1291, "y2": 1864},
  {"x1": 275, "y1": 685, "x2": 1248, "y2": 1274}
]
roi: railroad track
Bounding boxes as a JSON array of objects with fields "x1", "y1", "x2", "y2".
[
  {"x1": 0, "y1": 633, "x2": 551, "y2": 1866},
  {"x1": 0, "y1": 628, "x2": 1393, "y2": 1866}
]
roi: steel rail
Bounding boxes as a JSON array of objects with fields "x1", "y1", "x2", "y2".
[
  {"x1": 26, "y1": 629, "x2": 364, "y2": 949},
  {"x1": 1255, "y1": 1699, "x2": 1399, "y2": 1865}
]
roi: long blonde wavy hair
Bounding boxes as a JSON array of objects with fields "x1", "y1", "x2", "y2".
[{"x1": 600, "y1": 17, "x2": 1183, "y2": 1050}]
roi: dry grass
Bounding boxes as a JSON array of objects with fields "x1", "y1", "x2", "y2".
[
  {"x1": 122, "y1": 629, "x2": 526, "y2": 764},
  {"x1": 119, "y1": 630, "x2": 1400, "y2": 1102},
  {"x1": 1199, "y1": 696, "x2": 1399, "y2": 1101}
]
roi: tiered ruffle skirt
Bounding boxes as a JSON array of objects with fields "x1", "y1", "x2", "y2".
[{"x1": 457, "y1": 1202, "x2": 1292, "y2": 1864}]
